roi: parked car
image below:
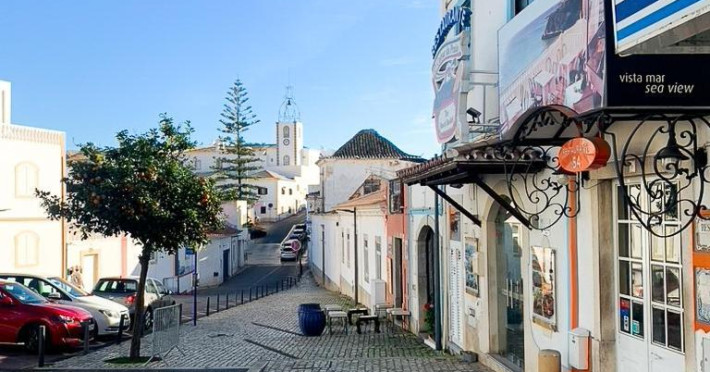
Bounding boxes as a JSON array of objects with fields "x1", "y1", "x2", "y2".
[
  {"x1": 0, "y1": 280, "x2": 94, "y2": 352},
  {"x1": 280, "y1": 239, "x2": 301, "y2": 261},
  {"x1": 91, "y1": 277, "x2": 175, "y2": 332},
  {"x1": 0, "y1": 274, "x2": 130, "y2": 338}
]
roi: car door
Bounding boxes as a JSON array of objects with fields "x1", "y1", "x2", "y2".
[
  {"x1": 0, "y1": 289, "x2": 20, "y2": 343},
  {"x1": 154, "y1": 280, "x2": 169, "y2": 307},
  {"x1": 145, "y1": 279, "x2": 159, "y2": 308}
]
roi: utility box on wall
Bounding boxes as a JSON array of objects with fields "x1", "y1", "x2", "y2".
[{"x1": 568, "y1": 328, "x2": 590, "y2": 369}]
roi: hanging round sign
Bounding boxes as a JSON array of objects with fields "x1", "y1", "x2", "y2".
[
  {"x1": 290, "y1": 240, "x2": 301, "y2": 252},
  {"x1": 558, "y1": 137, "x2": 610, "y2": 173}
]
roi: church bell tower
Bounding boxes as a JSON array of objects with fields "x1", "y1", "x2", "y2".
[{"x1": 276, "y1": 86, "x2": 303, "y2": 167}]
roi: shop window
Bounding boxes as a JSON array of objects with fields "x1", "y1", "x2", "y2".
[
  {"x1": 15, "y1": 162, "x2": 38, "y2": 197},
  {"x1": 616, "y1": 183, "x2": 683, "y2": 351},
  {"x1": 15, "y1": 232, "x2": 39, "y2": 267}
]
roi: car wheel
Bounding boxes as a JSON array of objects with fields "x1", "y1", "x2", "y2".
[
  {"x1": 143, "y1": 309, "x2": 153, "y2": 333},
  {"x1": 24, "y1": 325, "x2": 44, "y2": 354}
]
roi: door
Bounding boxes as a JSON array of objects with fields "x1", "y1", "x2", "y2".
[
  {"x1": 223, "y1": 249, "x2": 230, "y2": 281},
  {"x1": 81, "y1": 254, "x2": 98, "y2": 291},
  {"x1": 615, "y1": 184, "x2": 685, "y2": 372},
  {"x1": 394, "y1": 238, "x2": 403, "y2": 307},
  {"x1": 449, "y1": 245, "x2": 464, "y2": 347},
  {"x1": 495, "y1": 210, "x2": 525, "y2": 368}
]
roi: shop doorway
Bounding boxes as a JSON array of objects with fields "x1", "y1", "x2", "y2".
[
  {"x1": 614, "y1": 183, "x2": 684, "y2": 371},
  {"x1": 394, "y1": 237, "x2": 403, "y2": 307},
  {"x1": 488, "y1": 198, "x2": 525, "y2": 369},
  {"x1": 417, "y1": 226, "x2": 435, "y2": 331}
]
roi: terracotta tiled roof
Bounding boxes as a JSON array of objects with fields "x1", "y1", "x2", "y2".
[
  {"x1": 332, "y1": 189, "x2": 386, "y2": 210},
  {"x1": 330, "y1": 129, "x2": 424, "y2": 162}
]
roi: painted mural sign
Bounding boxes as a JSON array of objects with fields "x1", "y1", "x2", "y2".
[
  {"x1": 612, "y1": 0, "x2": 710, "y2": 53},
  {"x1": 531, "y1": 246, "x2": 556, "y2": 330},
  {"x1": 432, "y1": 5, "x2": 471, "y2": 144},
  {"x1": 498, "y1": 0, "x2": 606, "y2": 134},
  {"x1": 464, "y1": 237, "x2": 479, "y2": 296},
  {"x1": 696, "y1": 268, "x2": 710, "y2": 325}
]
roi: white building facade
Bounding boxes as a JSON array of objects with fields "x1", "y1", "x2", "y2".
[{"x1": 0, "y1": 80, "x2": 66, "y2": 277}]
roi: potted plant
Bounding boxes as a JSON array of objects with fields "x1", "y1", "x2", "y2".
[{"x1": 422, "y1": 303, "x2": 435, "y2": 338}]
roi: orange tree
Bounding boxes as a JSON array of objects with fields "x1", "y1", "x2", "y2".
[{"x1": 37, "y1": 115, "x2": 222, "y2": 359}]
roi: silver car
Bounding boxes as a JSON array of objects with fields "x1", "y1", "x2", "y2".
[{"x1": 0, "y1": 273, "x2": 130, "y2": 337}]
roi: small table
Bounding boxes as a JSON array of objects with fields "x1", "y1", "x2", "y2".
[
  {"x1": 347, "y1": 308, "x2": 369, "y2": 325},
  {"x1": 356, "y1": 315, "x2": 380, "y2": 334}
]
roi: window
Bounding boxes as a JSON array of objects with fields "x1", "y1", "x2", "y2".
[
  {"x1": 514, "y1": 0, "x2": 534, "y2": 15},
  {"x1": 363, "y1": 178, "x2": 380, "y2": 195},
  {"x1": 375, "y1": 237, "x2": 382, "y2": 280},
  {"x1": 289, "y1": 188, "x2": 293, "y2": 195},
  {"x1": 260, "y1": 206, "x2": 267, "y2": 214},
  {"x1": 215, "y1": 158, "x2": 223, "y2": 169},
  {"x1": 346, "y1": 231, "x2": 351, "y2": 268},
  {"x1": 281, "y1": 187, "x2": 285, "y2": 195},
  {"x1": 15, "y1": 163, "x2": 38, "y2": 197},
  {"x1": 363, "y1": 235, "x2": 369, "y2": 283},
  {"x1": 389, "y1": 180, "x2": 403, "y2": 214},
  {"x1": 193, "y1": 159, "x2": 202, "y2": 170},
  {"x1": 283, "y1": 155, "x2": 290, "y2": 166},
  {"x1": 616, "y1": 183, "x2": 684, "y2": 351},
  {"x1": 14, "y1": 232, "x2": 39, "y2": 267},
  {"x1": 146, "y1": 280, "x2": 157, "y2": 294},
  {"x1": 258, "y1": 187, "x2": 268, "y2": 195},
  {"x1": 341, "y1": 232, "x2": 345, "y2": 264},
  {"x1": 283, "y1": 126, "x2": 290, "y2": 138}
]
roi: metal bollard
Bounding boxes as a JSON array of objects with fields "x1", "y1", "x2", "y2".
[
  {"x1": 249, "y1": 288, "x2": 252, "y2": 301},
  {"x1": 241, "y1": 290, "x2": 244, "y2": 304},
  {"x1": 179, "y1": 303, "x2": 183, "y2": 323},
  {"x1": 82, "y1": 322, "x2": 90, "y2": 355},
  {"x1": 226, "y1": 294, "x2": 229, "y2": 309},
  {"x1": 38, "y1": 325, "x2": 46, "y2": 367},
  {"x1": 206, "y1": 297, "x2": 211, "y2": 317},
  {"x1": 116, "y1": 314, "x2": 125, "y2": 345},
  {"x1": 281, "y1": 279, "x2": 284, "y2": 291},
  {"x1": 217, "y1": 294, "x2": 220, "y2": 312}
]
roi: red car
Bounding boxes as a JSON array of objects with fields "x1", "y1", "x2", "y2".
[{"x1": 0, "y1": 280, "x2": 94, "y2": 352}]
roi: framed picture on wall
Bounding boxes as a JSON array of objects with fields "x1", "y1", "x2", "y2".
[
  {"x1": 531, "y1": 246, "x2": 556, "y2": 331},
  {"x1": 464, "y1": 237, "x2": 479, "y2": 296},
  {"x1": 696, "y1": 268, "x2": 710, "y2": 325},
  {"x1": 449, "y1": 206, "x2": 461, "y2": 241}
]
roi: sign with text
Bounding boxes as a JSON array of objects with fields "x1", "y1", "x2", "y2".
[{"x1": 432, "y1": 4, "x2": 471, "y2": 144}]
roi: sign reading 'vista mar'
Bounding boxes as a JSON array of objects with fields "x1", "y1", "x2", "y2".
[{"x1": 432, "y1": 5, "x2": 471, "y2": 144}]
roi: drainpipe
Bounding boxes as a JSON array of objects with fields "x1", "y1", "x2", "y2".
[
  {"x1": 354, "y1": 207, "x2": 359, "y2": 305},
  {"x1": 434, "y1": 188, "x2": 442, "y2": 351}
]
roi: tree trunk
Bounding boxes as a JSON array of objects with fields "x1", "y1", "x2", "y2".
[{"x1": 129, "y1": 249, "x2": 151, "y2": 359}]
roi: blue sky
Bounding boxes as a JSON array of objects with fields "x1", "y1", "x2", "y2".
[{"x1": 0, "y1": 0, "x2": 442, "y2": 158}]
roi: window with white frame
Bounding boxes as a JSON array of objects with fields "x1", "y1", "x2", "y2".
[
  {"x1": 15, "y1": 163, "x2": 38, "y2": 197},
  {"x1": 616, "y1": 183, "x2": 684, "y2": 352},
  {"x1": 375, "y1": 236, "x2": 382, "y2": 280},
  {"x1": 346, "y1": 231, "x2": 351, "y2": 268},
  {"x1": 363, "y1": 234, "x2": 369, "y2": 283},
  {"x1": 14, "y1": 232, "x2": 39, "y2": 267}
]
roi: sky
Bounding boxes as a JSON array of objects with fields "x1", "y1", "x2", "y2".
[{"x1": 0, "y1": 0, "x2": 442, "y2": 158}]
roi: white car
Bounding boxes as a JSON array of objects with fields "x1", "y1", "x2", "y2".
[
  {"x1": 0, "y1": 273, "x2": 131, "y2": 337},
  {"x1": 280, "y1": 239, "x2": 301, "y2": 261}
]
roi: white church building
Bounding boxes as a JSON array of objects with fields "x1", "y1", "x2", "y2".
[{"x1": 188, "y1": 88, "x2": 320, "y2": 221}]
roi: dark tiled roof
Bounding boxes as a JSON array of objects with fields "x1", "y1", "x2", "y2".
[{"x1": 331, "y1": 129, "x2": 424, "y2": 162}]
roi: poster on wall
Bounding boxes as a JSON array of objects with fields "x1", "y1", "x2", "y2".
[
  {"x1": 464, "y1": 237, "x2": 479, "y2": 296},
  {"x1": 697, "y1": 268, "x2": 710, "y2": 325},
  {"x1": 498, "y1": 0, "x2": 606, "y2": 134},
  {"x1": 449, "y1": 206, "x2": 461, "y2": 241},
  {"x1": 697, "y1": 219, "x2": 710, "y2": 252},
  {"x1": 531, "y1": 246, "x2": 556, "y2": 330}
]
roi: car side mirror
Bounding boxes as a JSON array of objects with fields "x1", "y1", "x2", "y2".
[
  {"x1": 0, "y1": 296, "x2": 14, "y2": 307},
  {"x1": 48, "y1": 292, "x2": 62, "y2": 300}
]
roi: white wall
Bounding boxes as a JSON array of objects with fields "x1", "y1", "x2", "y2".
[{"x1": 0, "y1": 82, "x2": 66, "y2": 277}]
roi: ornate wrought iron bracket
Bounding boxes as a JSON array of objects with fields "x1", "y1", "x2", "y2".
[
  {"x1": 428, "y1": 185, "x2": 482, "y2": 227},
  {"x1": 585, "y1": 110, "x2": 710, "y2": 238}
]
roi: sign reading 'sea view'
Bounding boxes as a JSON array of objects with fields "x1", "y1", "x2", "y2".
[
  {"x1": 498, "y1": 0, "x2": 606, "y2": 134},
  {"x1": 432, "y1": 5, "x2": 471, "y2": 144}
]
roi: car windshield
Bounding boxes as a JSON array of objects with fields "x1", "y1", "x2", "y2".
[
  {"x1": 93, "y1": 279, "x2": 138, "y2": 294},
  {"x1": 48, "y1": 277, "x2": 89, "y2": 297},
  {"x1": 1, "y1": 282, "x2": 47, "y2": 304}
]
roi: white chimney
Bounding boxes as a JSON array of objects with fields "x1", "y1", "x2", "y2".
[{"x1": 0, "y1": 80, "x2": 11, "y2": 125}]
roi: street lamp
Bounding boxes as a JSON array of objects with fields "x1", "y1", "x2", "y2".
[{"x1": 336, "y1": 207, "x2": 358, "y2": 306}]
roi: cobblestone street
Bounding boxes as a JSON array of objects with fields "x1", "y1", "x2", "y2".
[{"x1": 52, "y1": 272, "x2": 490, "y2": 371}]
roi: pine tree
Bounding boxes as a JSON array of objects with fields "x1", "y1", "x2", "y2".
[{"x1": 213, "y1": 79, "x2": 262, "y2": 204}]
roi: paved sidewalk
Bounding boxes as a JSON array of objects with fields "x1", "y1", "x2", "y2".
[{"x1": 52, "y1": 272, "x2": 490, "y2": 371}]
